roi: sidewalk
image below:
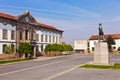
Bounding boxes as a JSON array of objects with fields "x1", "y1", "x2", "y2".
[{"x1": 33, "y1": 56, "x2": 62, "y2": 61}]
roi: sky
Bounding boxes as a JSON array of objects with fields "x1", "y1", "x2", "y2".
[{"x1": 0, "y1": 0, "x2": 120, "y2": 45}]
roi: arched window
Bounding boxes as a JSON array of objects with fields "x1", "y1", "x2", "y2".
[
  {"x1": 11, "y1": 30, "x2": 15, "y2": 40},
  {"x1": 49, "y1": 35, "x2": 51, "y2": 42},
  {"x1": 41, "y1": 35, "x2": 43, "y2": 42},
  {"x1": 19, "y1": 31, "x2": 22, "y2": 40},
  {"x1": 3, "y1": 29, "x2": 7, "y2": 39}
]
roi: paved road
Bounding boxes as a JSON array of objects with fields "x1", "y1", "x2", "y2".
[{"x1": 0, "y1": 54, "x2": 120, "y2": 80}]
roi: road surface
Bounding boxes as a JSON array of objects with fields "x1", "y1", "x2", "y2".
[{"x1": 0, "y1": 54, "x2": 120, "y2": 80}]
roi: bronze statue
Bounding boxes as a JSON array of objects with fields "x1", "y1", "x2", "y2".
[
  {"x1": 99, "y1": 23, "x2": 104, "y2": 35},
  {"x1": 98, "y1": 23, "x2": 105, "y2": 41}
]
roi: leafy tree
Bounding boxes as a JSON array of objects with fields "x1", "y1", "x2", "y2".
[
  {"x1": 117, "y1": 47, "x2": 120, "y2": 51},
  {"x1": 106, "y1": 35, "x2": 115, "y2": 52},
  {"x1": 17, "y1": 43, "x2": 32, "y2": 55},
  {"x1": 4, "y1": 45, "x2": 14, "y2": 54},
  {"x1": 44, "y1": 44, "x2": 73, "y2": 52}
]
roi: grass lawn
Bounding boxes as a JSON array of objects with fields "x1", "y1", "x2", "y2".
[
  {"x1": 0, "y1": 58, "x2": 31, "y2": 65},
  {"x1": 80, "y1": 63, "x2": 120, "y2": 70}
]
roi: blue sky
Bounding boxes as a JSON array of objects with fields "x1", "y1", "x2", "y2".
[{"x1": 0, "y1": 0, "x2": 120, "y2": 45}]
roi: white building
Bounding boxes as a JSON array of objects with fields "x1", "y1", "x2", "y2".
[
  {"x1": 74, "y1": 34, "x2": 120, "y2": 53},
  {"x1": 0, "y1": 11, "x2": 63, "y2": 55},
  {"x1": 89, "y1": 34, "x2": 120, "y2": 52},
  {"x1": 74, "y1": 40, "x2": 88, "y2": 53}
]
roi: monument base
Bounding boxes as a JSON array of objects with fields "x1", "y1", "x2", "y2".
[{"x1": 94, "y1": 42, "x2": 109, "y2": 65}]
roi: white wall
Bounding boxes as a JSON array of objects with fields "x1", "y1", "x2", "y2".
[
  {"x1": 0, "y1": 23, "x2": 16, "y2": 54},
  {"x1": 113, "y1": 39, "x2": 120, "y2": 50},
  {"x1": 89, "y1": 39, "x2": 120, "y2": 51},
  {"x1": 74, "y1": 40, "x2": 88, "y2": 51},
  {"x1": 36, "y1": 28, "x2": 62, "y2": 52},
  {"x1": 89, "y1": 40, "x2": 98, "y2": 52}
]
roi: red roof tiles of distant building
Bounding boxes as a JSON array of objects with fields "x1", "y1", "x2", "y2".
[{"x1": 89, "y1": 34, "x2": 120, "y2": 40}]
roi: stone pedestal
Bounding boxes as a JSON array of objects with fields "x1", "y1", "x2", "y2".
[{"x1": 94, "y1": 42, "x2": 109, "y2": 65}]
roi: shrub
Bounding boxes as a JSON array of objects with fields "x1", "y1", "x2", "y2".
[
  {"x1": 17, "y1": 42, "x2": 32, "y2": 55},
  {"x1": 4, "y1": 45, "x2": 14, "y2": 54},
  {"x1": 44, "y1": 44, "x2": 73, "y2": 52},
  {"x1": 117, "y1": 47, "x2": 120, "y2": 51}
]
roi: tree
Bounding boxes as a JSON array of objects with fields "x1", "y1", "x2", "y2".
[
  {"x1": 4, "y1": 45, "x2": 14, "y2": 54},
  {"x1": 106, "y1": 35, "x2": 115, "y2": 52},
  {"x1": 117, "y1": 47, "x2": 120, "y2": 51},
  {"x1": 17, "y1": 43, "x2": 32, "y2": 57},
  {"x1": 44, "y1": 44, "x2": 73, "y2": 52}
]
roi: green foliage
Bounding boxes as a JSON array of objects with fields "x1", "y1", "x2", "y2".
[
  {"x1": 17, "y1": 43, "x2": 32, "y2": 54},
  {"x1": 4, "y1": 45, "x2": 14, "y2": 54},
  {"x1": 44, "y1": 44, "x2": 73, "y2": 52},
  {"x1": 106, "y1": 35, "x2": 115, "y2": 52},
  {"x1": 80, "y1": 63, "x2": 120, "y2": 70},
  {"x1": 117, "y1": 47, "x2": 120, "y2": 51},
  {"x1": 80, "y1": 64, "x2": 112, "y2": 69},
  {"x1": 0, "y1": 58, "x2": 31, "y2": 64},
  {"x1": 62, "y1": 44, "x2": 73, "y2": 51}
]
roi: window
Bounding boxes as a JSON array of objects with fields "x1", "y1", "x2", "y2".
[
  {"x1": 31, "y1": 33, "x2": 33, "y2": 41},
  {"x1": 49, "y1": 36, "x2": 51, "y2": 42},
  {"x1": 36, "y1": 34, "x2": 39, "y2": 41},
  {"x1": 53, "y1": 36, "x2": 54, "y2": 42},
  {"x1": 59, "y1": 37, "x2": 61, "y2": 43},
  {"x1": 3, "y1": 29, "x2": 7, "y2": 39},
  {"x1": 11, "y1": 30, "x2": 15, "y2": 40},
  {"x1": 3, "y1": 44, "x2": 7, "y2": 53},
  {"x1": 41, "y1": 35, "x2": 43, "y2": 42},
  {"x1": 25, "y1": 30, "x2": 28, "y2": 40},
  {"x1": 56, "y1": 37, "x2": 58, "y2": 43},
  {"x1": 41, "y1": 44, "x2": 43, "y2": 51},
  {"x1": 45, "y1": 35, "x2": 47, "y2": 42},
  {"x1": 19, "y1": 31, "x2": 22, "y2": 40}
]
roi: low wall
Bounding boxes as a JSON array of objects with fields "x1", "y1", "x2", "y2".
[
  {"x1": 41, "y1": 51, "x2": 73, "y2": 57},
  {"x1": 0, "y1": 54, "x2": 17, "y2": 60},
  {"x1": 42, "y1": 52, "x2": 62, "y2": 56}
]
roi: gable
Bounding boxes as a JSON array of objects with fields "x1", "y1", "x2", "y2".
[{"x1": 17, "y1": 11, "x2": 37, "y2": 23}]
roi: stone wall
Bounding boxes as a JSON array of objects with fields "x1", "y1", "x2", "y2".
[{"x1": 0, "y1": 54, "x2": 17, "y2": 60}]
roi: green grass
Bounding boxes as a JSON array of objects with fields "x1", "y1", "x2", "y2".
[
  {"x1": 80, "y1": 63, "x2": 120, "y2": 70},
  {"x1": 0, "y1": 58, "x2": 31, "y2": 65}
]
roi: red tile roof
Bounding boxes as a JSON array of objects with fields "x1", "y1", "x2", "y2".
[
  {"x1": 89, "y1": 34, "x2": 120, "y2": 40},
  {"x1": 0, "y1": 12, "x2": 16, "y2": 20},
  {"x1": 37, "y1": 23, "x2": 62, "y2": 31},
  {"x1": 0, "y1": 12, "x2": 63, "y2": 32}
]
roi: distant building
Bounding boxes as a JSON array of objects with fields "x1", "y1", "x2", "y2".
[
  {"x1": 74, "y1": 40, "x2": 88, "y2": 53},
  {"x1": 74, "y1": 34, "x2": 120, "y2": 53},
  {"x1": 0, "y1": 11, "x2": 63, "y2": 55},
  {"x1": 89, "y1": 34, "x2": 120, "y2": 52}
]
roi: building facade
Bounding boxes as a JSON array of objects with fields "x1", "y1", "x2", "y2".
[
  {"x1": 74, "y1": 34, "x2": 120, "y2": 53},
  {"x1": 0, "y1": 11, "x2": 63, "y2": 55},
  {"x1": 74, "y1": 40, "x2": 88, "y2": 53},
  {"x1": 89, "y1": 34, "x2": 120, "y2": 52}
]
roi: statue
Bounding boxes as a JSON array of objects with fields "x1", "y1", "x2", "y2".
[
  {"x1": 99, "y1": 23, "x2": 104, "y2": 35},
  {"x1": 98, "y1": 23, "x2": 105, "y2": 41}
]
